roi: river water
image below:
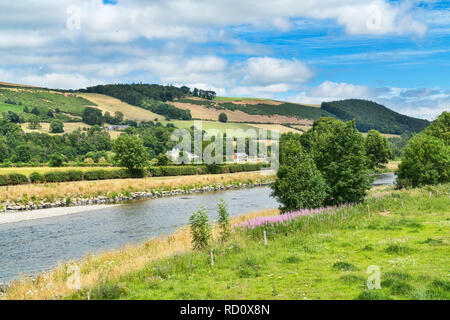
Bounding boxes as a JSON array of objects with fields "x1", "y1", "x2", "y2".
[{"x1": 0, "y1": 173, "x2": 396, "y2": 283}]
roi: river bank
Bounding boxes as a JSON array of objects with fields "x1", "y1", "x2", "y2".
[
  {"x1": 0, "y1": 171, "x2": 274, "y2": 214},
  {"x1": 3, "y1": 183, "x2": 448, "y2": 300}
]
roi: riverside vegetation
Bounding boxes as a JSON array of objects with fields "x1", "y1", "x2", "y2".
[
  {"x1": 0, "y1": 170, "x2": 272, "y2": 212},
  {"x1": 3, "y1": 183, "x2": 447, "y2": 300}
]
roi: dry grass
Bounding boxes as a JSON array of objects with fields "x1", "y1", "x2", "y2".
[
  {"x1": 0, "y1": 171, "x2": 274, "y2": 202},
  {"x1": 171, "y1": 102, "x2": 313, "y2": 125},
  {"x1": 21, "y1": 122, "x2": 91, "y2": 135},
  {"x1": 245, "y1": 123, "x2": 301, "y2": 134},
  {"x1": 76, "y1": 93, "x2": 160, "y2": 121},
  {"x1": 383, "y1": 161, "x2": 400, "y2": 171},
  {"x1": 3, "y1": 208, "x2": 278, "y2": 300}
]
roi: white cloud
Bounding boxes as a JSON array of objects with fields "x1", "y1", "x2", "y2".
[
  {"x1": 241, "y1": 57, "x2": 314, "y2": 86},
  {"x1": 231, "y1": 84, "x2": 293, "y2": 98},
  {"x1": 289, "y1": 81, "x2": 375, "y2": 104}
]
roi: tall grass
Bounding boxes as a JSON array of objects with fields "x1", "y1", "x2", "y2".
[{"x1": 0, "y1": 171, "x2": 273, "y2": 202}]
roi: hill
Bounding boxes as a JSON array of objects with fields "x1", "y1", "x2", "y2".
[
  {"x1": 322, "y1": 99, "x2": 429, "y2": 134},
  {"x1": 0, "y1": 83, "x2": 94, "y2": 121},
  {"x1": 0, "y1": 82, "x2": 431, "y2": 135}
]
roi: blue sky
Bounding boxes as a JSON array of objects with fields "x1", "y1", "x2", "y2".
[{"x1": 0, "y1": 0, "x2": 449, "y2": 119}]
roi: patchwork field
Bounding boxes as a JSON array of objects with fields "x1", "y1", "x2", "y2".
[
  {"x1": 75, "y1": 93, "x2": 160, "y2": 121},
  {"x1": 171, "y1": 101, "x2": 315, "y2": 124}
]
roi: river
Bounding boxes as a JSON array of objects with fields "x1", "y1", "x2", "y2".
[{"x1": 0, "y1": 173, "x2": 396, "y2": 283}]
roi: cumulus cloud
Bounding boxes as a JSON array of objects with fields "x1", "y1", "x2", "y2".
[{"x1": 240, "y1": 57, "x2": 314, "y2": 86}]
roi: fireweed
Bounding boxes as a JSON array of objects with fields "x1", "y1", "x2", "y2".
[{"x1": 235, "y1": 204, "x2": 356, "y2": 237}]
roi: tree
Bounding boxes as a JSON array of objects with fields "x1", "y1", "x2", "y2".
[
  {"x1": 271, "y1": 138, "x2": 327, "y2": 212},
  {"x1": 218, "y1": 112, "x2": 228, "y2": 123},
  {"x1": 157, "y1": 153, "x2": 170, "y2": 166},
  {"x1": 50, "y1": 119, "x2": 64, "y2": 133},
  {"x1": 189, "y1": 206, "x2": 211, "y2": 250},
  {"x1": 217, "y1": 199, "x2": 231, "y2": 242},
  {"x1": 14, "y1": 144, "x2": 32, "y2": 163},
  {"x1": 114, "y1": 111, "x2": 124, "y2": 124},
  {"x1": 423, "y1": 111, "x2": 449, "y2": 145},
  {"x1": 31, "y1": 107, "x2": 40, "y2": 116},
  {"x1": 396, "y1": 112, "x2": 449, "y2": 188},
  {"x1": 305, "y1": 119, "x2": 372, "y2": 205},
  {"x1": 397, "y1": 134, "x2": 449, "y2": 188},
  {"x1": 49, "y1": 153, "x2": 65, "y2": 167},
  {"x1": 82, "y1": 107, "x2": 104, "y2": 126},
  {"x1": 112, "y1": 134, "x2": 148, "y2": 171},
  {"x1": 28, "y1": 117, "x2": 42, "y2": 130},
  {"x1": 365, "y1": 129, "x2": 392, "y2": 168}
]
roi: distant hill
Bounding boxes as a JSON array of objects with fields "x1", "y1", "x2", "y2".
[
  {"x1": 0, "y1": 82, "x2": 431, "y2": 135},
  {"x1": 322, "y1": 99, "x2": 429, "y2": 134}
]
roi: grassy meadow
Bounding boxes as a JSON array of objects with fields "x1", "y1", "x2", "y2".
[
  {"x1": 4, "y1": 183, "x2": 448, "y2": 300},
  {"x1": 77, "y1": 184, "x2": 449, "y2": 300}
]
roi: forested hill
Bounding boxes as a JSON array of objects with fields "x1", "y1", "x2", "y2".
[
  {"x1": 79, "y1": 84, "x2": 192, "y2": 120},
  {"x1": 322, "y1": 99, "x2": 430, "y2": 134},
  {"x1": 79, "y1": 84, "x2": 188, "y2": 105}
]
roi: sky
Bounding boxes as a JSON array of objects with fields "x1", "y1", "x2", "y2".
[{"x1": 0, "y1": 0, "x2": 449, "y2": 120}]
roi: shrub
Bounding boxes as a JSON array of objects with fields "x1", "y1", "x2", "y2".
[
  {"x1": 29, "y1": 172, "x2": 44, "y2": 183},
  {"x1": 68, "y1": 170, "x2": 83, "y2": 181},
  {"x1": 7, "y1": 173, "x2": 29, "y2": 185},
  {"x1": 218, "y1": 112, "x2": 228, "y2": 123},
  {"x1": 217, "y1": 199, "x2": 231, "y2": 242},
  {"x1": 83, "y1": 170, "x2": 108, "y2": 180},
  {"x1": 0, "y1": 175, "x2": 9, "y2": 186},
  {"x1": 189, "y1": 206, "x2": 212, "y2": 250},
  {"x1": 44, "y1": 171, "x2": 70, "y2": 183}
]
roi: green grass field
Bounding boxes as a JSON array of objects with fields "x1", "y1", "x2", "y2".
[
  {"x1": 70, "y1": 184, "x2": 450, "y2": 300},
  {"x1": 0, "y1": 166, "x2": 122, "y2": 177},
  {"x1": 0, "y1": 87, "x2": 94, "y2": 116}
]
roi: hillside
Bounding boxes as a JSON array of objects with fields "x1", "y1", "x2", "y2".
[
  {"x1": 0, "y1": 82, "x2": 431, "y2": 135},
  {"x1": 0, "y1": 83, "x2": 94, "y2": 123},
  {"x1": 322, "y1": 99, "x2": 429, "y2": 134}
]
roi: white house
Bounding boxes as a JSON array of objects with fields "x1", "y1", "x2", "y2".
[
  {"x1": 166, "y1": 148, "x2": 199, "y2": 162},
  {"x1": 233, "y1": 153, "x2": 248, "y2": 163}
]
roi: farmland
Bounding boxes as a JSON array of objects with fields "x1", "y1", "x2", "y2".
[
  {"x1": 0, "y1": 86, "x2": 94, "y2": 116},
  {"x1": 75, "y1": 92, "x2": 160, "y2": 122}
]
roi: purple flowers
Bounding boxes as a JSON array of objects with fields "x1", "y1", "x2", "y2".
[{"x1": 236, "y1": 205, "x2": 351, "y2": 230}]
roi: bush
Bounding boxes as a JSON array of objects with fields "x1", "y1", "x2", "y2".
[
  {"x1": 217, "y1": 199, "x2": 231, "y2": 242},
  {"x1": 218, "y1": 112, "x2": 228, "y2": 123},
  {"x1": 68, "y1": 170, "x2": 83, "y2": 181},
  {"x1": 189, "y1": 206, "x2": 212, "y2": 251},
  {"x1": 83, "y1": 170, "x2": 108, "y2": 180},
  {"x1": 29, "y1": 172, "x2": 44, "y2": 183},
  {"x1": 7, "y1": 173, "x2": 29, "y2": 185},
  {"x1": 44, "y1": 171, "x2": 70, "y2": 183},
  {"x1": 0, "y1": 175, "x2": 9, "y2": 186}
]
